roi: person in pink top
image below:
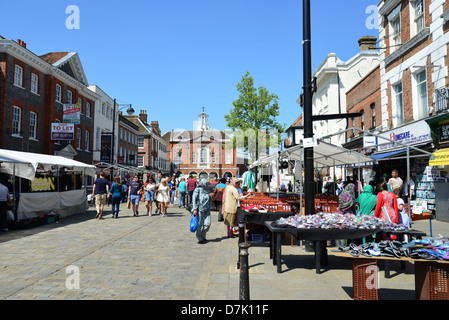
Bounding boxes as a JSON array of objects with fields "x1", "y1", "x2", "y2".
[
  {"x1": 187, "y1": 175, "x2": 198, "y2": 206},
  {"x1": 374, "y1": 182, "x2": 399, "y2": 224}
]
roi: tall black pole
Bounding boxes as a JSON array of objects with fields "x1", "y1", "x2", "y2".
[
  {"x1": 111, "y1": 98, "x2": 116, "y2": 178},
  {"x1": 303, "y1": 0, "x2": 314, "y2": 216}
]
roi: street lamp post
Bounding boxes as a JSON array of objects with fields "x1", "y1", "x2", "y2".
[
  {"x1": 303, "y1": 0, "x2": 314, "y2": 217},
  {"x1": 111, "y1": 99, "x2": 135, "y2": 177}
]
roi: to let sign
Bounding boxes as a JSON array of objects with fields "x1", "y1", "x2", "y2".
[{"x1": 51, "y1": 123, "x2": 74, "y2": 140}]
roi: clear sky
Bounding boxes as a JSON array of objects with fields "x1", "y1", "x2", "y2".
[{"x1": 1, "y1": 0, "x2": 378, "y2": 136}]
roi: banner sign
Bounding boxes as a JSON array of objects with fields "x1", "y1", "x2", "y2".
[
  {"x1": 51, "y1": 123, "x2": 74, "y2": 140},
  {"x1": 63, "y1": 103, "x2": 81, "y2": 124},
  {"x1": 100, "y1": 133, "x2": 113, "y2": 163}
]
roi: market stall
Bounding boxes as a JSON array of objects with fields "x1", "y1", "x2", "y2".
[{"x1": 0, "y1": 149, "x2": 96, "y2": 222}]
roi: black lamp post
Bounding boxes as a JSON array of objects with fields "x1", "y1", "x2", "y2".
[{"x1": 303, "y1": 0, "x2": 314, "y2": 216}]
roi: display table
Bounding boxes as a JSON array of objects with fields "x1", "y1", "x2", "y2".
[
  {"x1": 264, "y1": 221, "x2": 380, "y2": 274},
  {"x1": 265, "y1": 221, "x2": 428, "y2": 274},
  {"x1": 330, "y1": 250, "x2": 449, "y2": 300}
]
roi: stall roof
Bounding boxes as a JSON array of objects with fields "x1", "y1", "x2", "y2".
[
  {"x1": 250, "y1": 141, "x2": 375, "y2": 168},
  {"x1": 0, "y1": 149, "x2": 96, "y2": 180},
  {"x1": 429, "y1": 148, "x2": 449, "y2": 166}
]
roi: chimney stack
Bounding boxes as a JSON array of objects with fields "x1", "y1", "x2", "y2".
[
  {"x1": 358, "y1": 36, "x2": 377, "y2": 51},
  {"x1": 151, "y1": 121, "x2": 160, "y2": 136},
  {"x1": 139, "y1": 110, "x2": 148, "y2": 123},
  {"x1": 17, "y1": 39, "x2": 27, "y2": 48}
]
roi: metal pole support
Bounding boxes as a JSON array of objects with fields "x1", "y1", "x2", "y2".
[
  {"x1": 239, "y1": 242, "x2": 251, "y2": 300},
  {"x1": 237, "y1": 220, "x2": 245, "y2": 269}
]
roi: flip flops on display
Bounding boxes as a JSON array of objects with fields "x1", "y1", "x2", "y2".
[{"x1": 333, "y1": 236, "x2": 449, "y2": 261}]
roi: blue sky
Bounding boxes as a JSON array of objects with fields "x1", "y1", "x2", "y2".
[{"x1": 1, "y1": 0, "x2": 378, "y2": 135}]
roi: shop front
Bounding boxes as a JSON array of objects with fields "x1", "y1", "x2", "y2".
[{"x1": 426, "y1": 114, "x2": 449, "y2": 222}]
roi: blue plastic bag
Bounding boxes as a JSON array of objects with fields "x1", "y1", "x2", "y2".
[{"x1": 190, "y1": 214, "x2": 198, "y2": 232}]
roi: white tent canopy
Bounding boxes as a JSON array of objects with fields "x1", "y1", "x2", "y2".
[
  {"x1": 250, "y1": 140, "x2": 375, "y2": 169},
  {"x1": 281, "y1": 141, "x2": 375, "y2": 167},
  {"x1": 0, "y1": 149, "x2": 96, "y2": 181}
]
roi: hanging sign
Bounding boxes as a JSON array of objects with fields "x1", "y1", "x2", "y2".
[
  {"x1": 51, "y1": 123, "x2": 74, "y2": 140},
  {"x1": 63, "y1": 103, "x2": 81, "y2": 124}
]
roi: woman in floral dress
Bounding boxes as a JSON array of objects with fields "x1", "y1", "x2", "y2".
[{"x1": 374, "y1": 182, "x2": 399, "y2": 223}]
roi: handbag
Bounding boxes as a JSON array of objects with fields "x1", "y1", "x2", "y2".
[
  {"x1": 127, "y1": 198, "x2": 131, "y2": 209},
  {"x1": 190, "y1": 214, "x2": 199, "y2": 232}
]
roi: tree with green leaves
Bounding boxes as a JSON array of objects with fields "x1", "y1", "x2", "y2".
[{"x1": 224, "y1": 71, "x2": 286, "y2": 163}]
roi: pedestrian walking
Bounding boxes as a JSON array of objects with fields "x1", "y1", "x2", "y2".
[
  {"x1": 222, "y1": 179, "x2": 248, "y2": 238},
  {"x1": 178, "y1": 177, "x2": 187, "y2": 208},
  {"x1": 144, "y1": 176, "x2": 156, "y2": 216},
  {"x1": 128, "y1": 174, "x2": 143, "y2": 217},
  {"x1": 157, "y1": 178, "x2": 170, "y2": 217},
  {"x1": 109, "y1": 176, "x2": 123, "y2": 218},
  {"x1": 192, "y1": 179, "x2": 214, "y2": 244},
  {"x1": 154, "y1": 172, "x2": 163, "y2": 214},
  {"x1": 187, "y1": 175, "x2": 198, "y2": 206},
  {"x1": 93, "y1": 171, "x2": 109, "y2": 220},
  {"x1": 169, "y1": 176, "x2": 177, "y2": 206},
  {"x1": 0, "y1": 175, "x2": 11, "y2": 232}
]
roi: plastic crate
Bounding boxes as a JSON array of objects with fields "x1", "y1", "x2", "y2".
[
  {"x1": 251, "y1": 233, "x2": 267, "y2": 243},
  {"x1": 352, "y1": 259, "x2": 378, "y2": 300}
]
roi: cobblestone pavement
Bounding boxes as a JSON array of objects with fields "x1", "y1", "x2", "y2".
[{"x1": 0, "y1": 203, "x2": 447, "y2": 301}]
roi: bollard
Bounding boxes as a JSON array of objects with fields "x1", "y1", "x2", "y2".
[
  {"x1": 239, "y1": 242, "x2": 251, "y2": 300},
  {"x1": 237, "y1": 220, "x2": 245, "y2": 269}
]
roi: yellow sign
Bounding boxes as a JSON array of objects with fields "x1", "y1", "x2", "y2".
[
  {"x1": 429, "y1": 148, "x2": 449, "y2": 166},
  {"x1": 31, "y1": 177, "x2": 56, "y2": 192}
]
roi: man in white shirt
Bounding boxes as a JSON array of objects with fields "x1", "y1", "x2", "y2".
[
  {"x1": 0, "y1": 177, "x2": 11, "y2": 232},
  {"x1": 388, "y1": 169, "x2": 403, "y2": 192}
]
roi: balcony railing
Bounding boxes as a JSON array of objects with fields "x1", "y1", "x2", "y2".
[{"x1": 436, "y1": 87, "x2": 449, "y2": 114}]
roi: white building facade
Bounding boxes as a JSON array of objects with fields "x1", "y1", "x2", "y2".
[
  {"x1": 87, "y1": 85, "x2": 116, "y2": 164},
  {"x1": 304, "y1": 39, "x2": 380, "y2": 147}
]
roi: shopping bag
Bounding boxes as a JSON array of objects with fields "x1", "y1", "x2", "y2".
[
  {"x1": 190, "y1": 214, "x2": 198, "y2": 232},
  {"x1": 127, "y1": 198, "x2": 131, "y2": 209}
]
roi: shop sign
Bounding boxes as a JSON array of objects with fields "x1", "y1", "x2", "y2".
[
  {"x1": 439, "y1": 123, "x2": 449, "y2": 144},
  {"x1": 363, "y1": 136, "x2": 377, "y2": 148},
  {"x1": 100, "y1": 133, "x2": 113, "y2": 163},
  {"x1": 63, "y1": 103, "x2": 81, "y2": 124},
  {"x1": 377, "y1": 120, "x2": 432, "y2": 151},
  {"x1": 51, "y1": 123, "x2": 75, "y2": 140}
]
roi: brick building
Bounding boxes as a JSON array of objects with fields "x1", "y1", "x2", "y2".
[
  {"x1": 0, "y1": 36, "x2": 99, "y2": 164},
  {"x1": 163, "y1": 109, "x2": 239, "y2": 179},
  {"x1": 345, "y1": 64, "x2": 381, "y2": 149},
  {"x1": 125, "y1": 110, "x2": 169, "y2": 175}
]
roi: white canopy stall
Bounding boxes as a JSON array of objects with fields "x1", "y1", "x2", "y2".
[
  {"x1": 0, "y1": 149, "x2": 96, "y2": 221},
  {"x1": 250, "y1": 141, "x2": 376, "y2": 204}
]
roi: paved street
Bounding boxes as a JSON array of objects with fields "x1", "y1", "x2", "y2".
[{"x1": 0, "y1": 204, "x2": 447, "y2": 301}]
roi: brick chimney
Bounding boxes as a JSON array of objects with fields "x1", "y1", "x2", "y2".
[
  {"x1": 358, "y1": 36, "x2": 377, "y2": 51},
  {"x1": 151, "y1": 121, "x2": 161, "y2": 136},
  {"x1": 17, "y1": 39, "x2": 27, "y2": 48},
  {"x1": 139, "y1": 110, "x2": 148, "y2": 123}
]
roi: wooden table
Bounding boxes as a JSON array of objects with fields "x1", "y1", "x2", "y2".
[{"x1": 330, "y1": 250, "x2": 449, "y2": 300}]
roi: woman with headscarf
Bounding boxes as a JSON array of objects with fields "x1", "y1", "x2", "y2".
[
  {"x1": 356, "y1": 185, "x2": 377, "y2": 216},
  {"x1": 222, "y1": 179, "x2": 249, "y2": 238},
  {"x1": 338, "y1": 183, "x2": 357, "y2": 215},
  {"x1": 192, "y1": 179, "x2": 214, "y2": 244}
]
